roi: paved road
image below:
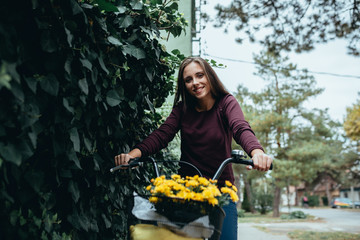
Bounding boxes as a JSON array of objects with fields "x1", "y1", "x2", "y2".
[{"x1": 237, "y1": 207, "x2": 360, "y2": 240}]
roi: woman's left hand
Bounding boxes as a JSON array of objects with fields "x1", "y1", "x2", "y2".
[{"x1": 249, "y1": 149, "x2": 273, "y2": 171}]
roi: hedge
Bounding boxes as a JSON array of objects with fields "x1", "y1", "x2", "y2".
[{"x1": 0, "y1": 0, "x2": 186, "y2": 239}]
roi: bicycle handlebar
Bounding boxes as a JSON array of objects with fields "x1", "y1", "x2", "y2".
[
  {"x1": 109, "y1": 157, "x2": 160, "y2": 177},
  {"x1": 212, "y1": 149, "x2": 273, "y2": 180},
  {"x1": 109, "y1": 149, "x2": 273, "y2": 180}
]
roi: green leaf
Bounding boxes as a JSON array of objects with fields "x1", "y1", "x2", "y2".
[
  {"x1": 106, "y1": 90, "x2": 122, "y2": 107},
  {"x1": 40, "y1": 30, "x2": 57, "y2": 53},
  {"x1": 44, "y1": 213, "x2": 52, "y2": 232},
  {"x1": 119, "y1": 15, "x2": 134, "y2": 28},
  {"x1": 102, "y1": 213, "x2": 111, "y2": 228},
  {"x1": 145, "y1": 68, "x2": 153, "y2": 82},
  {"x1": 78, "y1": 78, "x2": 89, "y2": 95},
  {"x1": 69, "y1": 128, "x2": 80, "y2": 152},
  {"x1": 64, "y1": 27, "x2": 74, "y2": 47},
  {"x1": 64, "y1": 57, "x2": 72, "y2": 75},
  {"x1": 145, "y1": 96, "x2": 154, "y2": 113},
  {"x1": 107, "y1": 36, "x2": 122, "y2": 46},
  {"x1": 80, "y1": 59, "x2": 92, "y2": 71},
  {"x1": 123, "y1": 44, "x2": 146, "y2": 59},
  {"x1": 24, "y1": 170, "x2": 44, "y2": 193},
  {"x1": 28, "y1": 131, "x2": 37, "y2": 148},
  {"x1": 130, "y1": 0, "x2": 143, "y2": 10},
  {"x1": 0, "y1": 143, "x2": 22, "y2": 166},
  {"x1": 168, "y1": 2, "x2": 178, "y2": 10},
  {"x1": 98, "y1": 55, "x2": 109, "y2": 75},
  {"x1": 129, "y1": 101, "x2": 137, "y2": 110},
  {"x1": 11, "y1": 82, "x2": 24, "y2": 102},
  {"x1": 24, "y1": 76, "x2": 37, "y2": 93},
  {"x1": 84, "y1": 137, "x2": 92, "y2": 151},
  {"x1": 69, "y1": 149, "x2": 82, "y2": 169},
  {"x1": 9, "y1": 210, "x2": 19, "y2": 226},
  {"x1": 117, "y1": 6, "x2": 127, "y2": 13},
  {"x1": 68, "y1": 180, "x2": 80, "y2": 203},
  {"x1": 0, "y1": 63, "x2": 12, "y2": 89},
  {"x1": 39, "y1": 74, "x2": 59, "y2": 96},
  {"x1": 94, "y1": 0, "x2": 119, "y2": 12},
  {"x1": 63, "y1": 98, "x2": 74, "y2": 113},
  {"x1": 69, "y1": 0, "x2": 83, "y2": 15}
]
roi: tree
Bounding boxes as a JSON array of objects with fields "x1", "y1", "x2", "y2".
[
  {"x1": 0, "y1": 0, "x2": 186, "y2": 239},
  {"x1": 344, "y1": 96, "x2": 360, "y2": 141},
  {"x1": 234, "y1": 51, "x2": 326, "y2": 217},
  {"x1": 213, "y1": 0, "x2": 360, "y2": 56},
  {"x1": 343, "y1": 95, "x2": 360, "y2": 187}
]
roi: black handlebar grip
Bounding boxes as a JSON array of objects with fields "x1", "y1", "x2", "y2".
[
  {"x1": 109, "y1": 157, "x2": 141, "y2": 173},
  {"x1": 231, "y1": 150, "x2": 273, "y2": 170}
]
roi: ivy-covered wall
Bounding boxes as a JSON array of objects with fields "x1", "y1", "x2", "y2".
[{"x1": 0, "y1": 0, "x2": 185, "y2": 239}]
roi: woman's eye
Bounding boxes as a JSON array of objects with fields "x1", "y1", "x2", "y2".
[{"x1": 185, "y1": 78, "x2": 192, "y2": 83}]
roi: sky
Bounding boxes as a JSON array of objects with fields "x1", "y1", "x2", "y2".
[{"x1": 198, "y1": 1, "x2": 360, "y2": 123}]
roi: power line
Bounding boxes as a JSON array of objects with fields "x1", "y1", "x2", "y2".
[{"x1": 203, "y1": 53, "x2": 360, "y2": 80}]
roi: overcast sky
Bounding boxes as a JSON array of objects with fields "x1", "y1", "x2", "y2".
[{"x1": 199, "y1": 1, "x2": 360, "y2": 122}]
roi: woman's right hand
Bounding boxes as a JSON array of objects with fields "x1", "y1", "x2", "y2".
[
  {"x1": 114, "y1": 153, "x2": 134, "y2": 166},
  {"x1": 114, "y1": 148, "x2": 142, "y2": 166}
]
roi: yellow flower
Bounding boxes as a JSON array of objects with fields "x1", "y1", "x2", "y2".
[
  {"x1": 185, "y1": 179, "x2": 199, "y2": 188},
  {"x1": 146, "y1": 174, "x2": 239, "y2": 217},
  {"x1": 171, "y1": 174, "x2": 181, "y2": 180},
  {"x1": 225, "y1": 180, "x2": 232, "y2": 187},
  {"x1": 208, "y1": 198, "x2": 219, "y2": 206},
  {"x1": 149, "y1": 196, "x2": 159, "y2": 203},
  {"x1": 198, "y1": 177, "x2": 210, "y2": 186},
  {"x1": 230, "y1": 191, "x2": 239, "y2": 202}
]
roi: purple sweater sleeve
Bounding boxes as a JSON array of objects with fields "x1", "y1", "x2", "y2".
[
  {"x1": 222, "y1": 95, "x2": 264, "y2": 155},
  {"x1": 134, "y1": 104, "x2": 182, "y2": 156}
]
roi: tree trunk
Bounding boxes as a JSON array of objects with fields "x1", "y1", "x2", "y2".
[
  {"x1": 286, "y1": 183, "x2": 291, "y2": 212},
  {"x1": 272, "y1": 185, "x2": 282, "y2": 217},
  {"x1": 325, "y1": 175, "x2": 331, "y2": 206},
  {"x1": 244, "y1": 176, "x2": 256, "y2": 213}
]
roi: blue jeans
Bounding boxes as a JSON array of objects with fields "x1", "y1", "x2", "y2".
[{"x1": 220, "y1": 201, "x2": 238, "y2": 240}]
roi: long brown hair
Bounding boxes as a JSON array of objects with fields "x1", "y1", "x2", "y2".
[{"x1": 173, "y1": 57, "x2": 229, "y2": 108}]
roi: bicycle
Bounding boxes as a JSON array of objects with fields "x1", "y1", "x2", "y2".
[{"x1": 110, "y1": 149, "x2": 273, "y2": 240}]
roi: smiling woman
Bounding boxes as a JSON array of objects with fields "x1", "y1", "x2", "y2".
[
  {"x1": 115, "y1": 56, "x2": 273, "y2": 240},
  {"x1": 183, "y1": 62, "x2": 213, "y2": 111}
]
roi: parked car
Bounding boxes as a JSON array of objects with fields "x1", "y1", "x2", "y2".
[
  {"x1": 354, "y1": 201, "x2": 360, "y2": 209},
  {"x1": 330, "y1": 197, "x2": 353, "y2": 208}
]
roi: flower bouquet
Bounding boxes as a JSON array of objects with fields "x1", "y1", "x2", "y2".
[{"x1": 145, "y1": 174, "x2": 239, "y2": 224}]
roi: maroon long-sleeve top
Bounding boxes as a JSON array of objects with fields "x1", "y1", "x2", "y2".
[{"x1": 135, "y1": 94, "x2": 263, "y2": 185}]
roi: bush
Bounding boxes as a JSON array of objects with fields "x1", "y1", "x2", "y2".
[
  {"x1": 280, "y1": 210, "x2": 307, "y2": 219},
  {"x1": 322, "y1": 196, "x2": 328, "y2": 206},
  {"x1": 254, "y1": 193, "x2": 273, "y2": 215},
  {"x1": 241, "y1": 186, "x2": 252, "y2": 212},
  {"x1": 0, "y1": 0, "x2": 186, "y2": 239},
  {"x1": 237, "y1": 209, "x2": 246, "y2": 218},
  {"x1": 308, "y1": 195, "x2": 320, "y2": 207}
]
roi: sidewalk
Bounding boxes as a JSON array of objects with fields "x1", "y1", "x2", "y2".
[{"x1": 238, "y1": 222, "x2": 290, "y2": 240}]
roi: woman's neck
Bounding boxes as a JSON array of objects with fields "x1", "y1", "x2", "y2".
[{"x1": 195, "y1": 97, "x2": 215, "y2": 112}]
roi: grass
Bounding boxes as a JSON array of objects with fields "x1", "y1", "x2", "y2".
[
  {"x1": 238, "y1": 211, "x2": 319, "y2": 224},
  {"x1": 288, "y1": 231, "x2": 360, "y2": 240}
]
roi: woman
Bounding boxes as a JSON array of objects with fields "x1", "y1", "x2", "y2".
[{"x1": 115, "y1": 57, "x2": 273, "y2": 240}]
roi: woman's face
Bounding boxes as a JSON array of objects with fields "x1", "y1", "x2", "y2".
[{"x1": 183, "y1": 62, "x2": 212, "y2": 102}]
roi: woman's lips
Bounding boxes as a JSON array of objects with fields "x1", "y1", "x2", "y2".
[{"x1": 194, "y1": 86, "x2": 204, "y2": 94}]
